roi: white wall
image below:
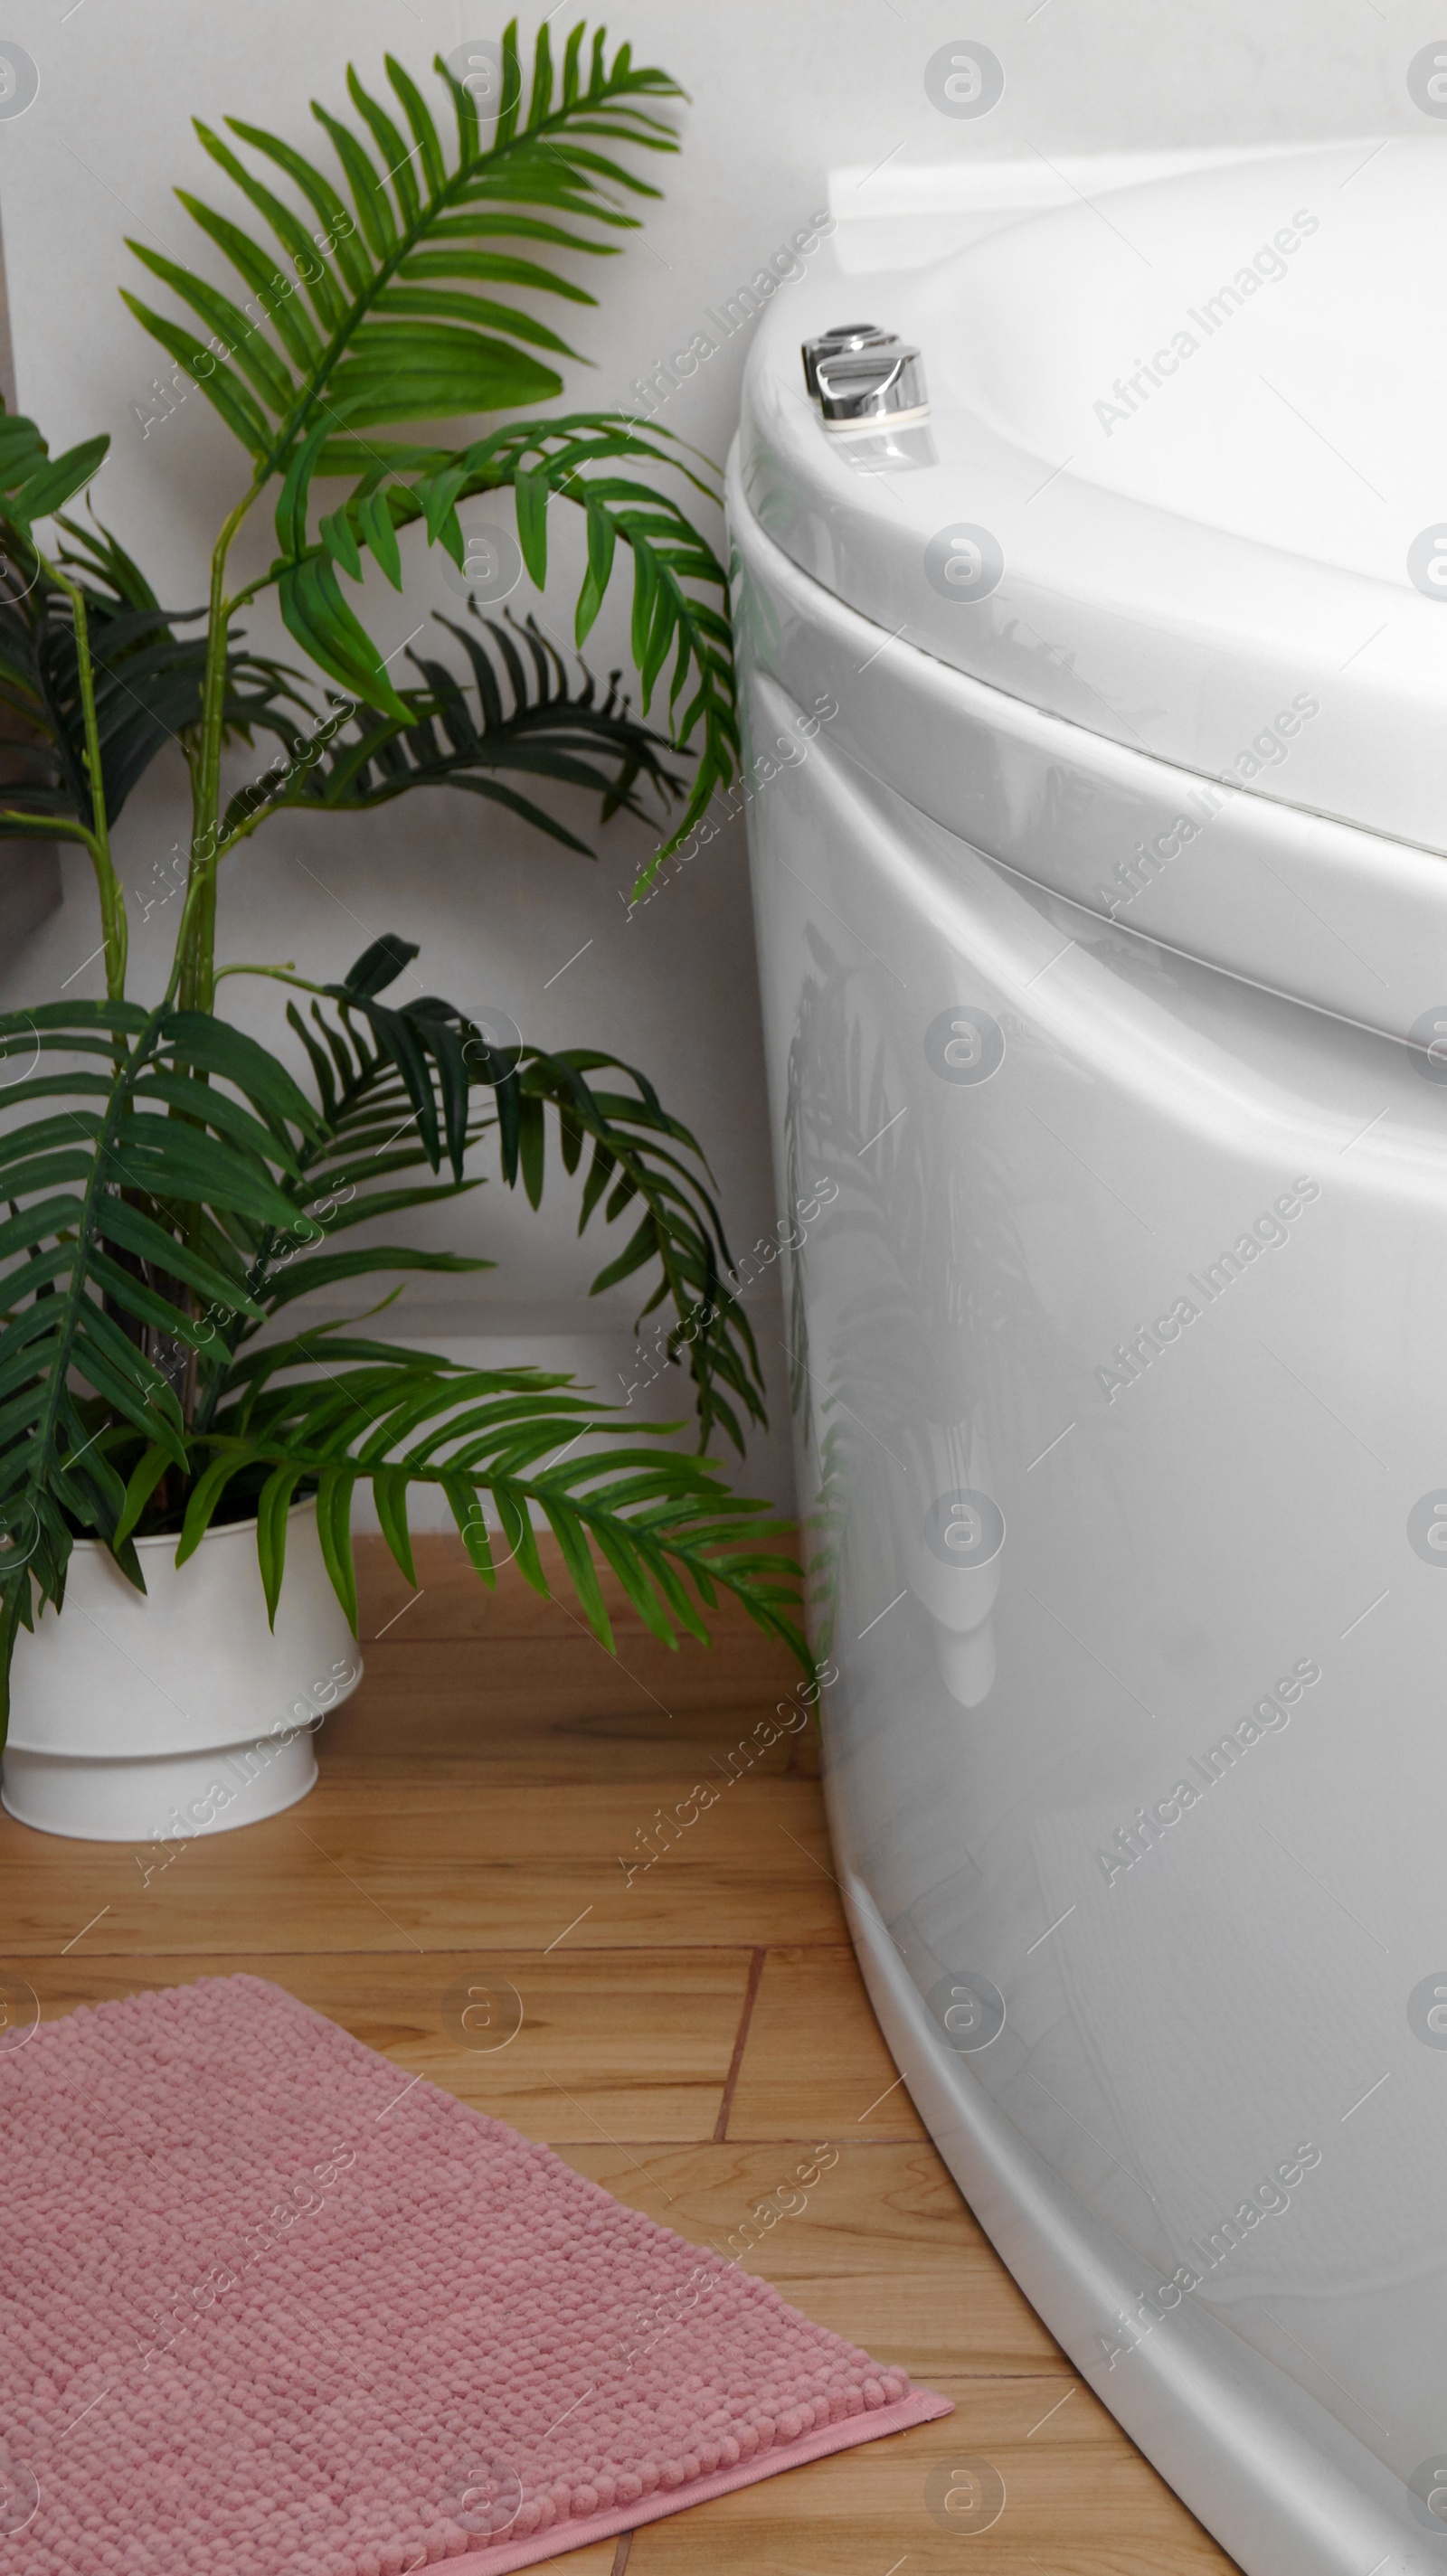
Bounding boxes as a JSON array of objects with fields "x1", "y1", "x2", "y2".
[{"x1": 0, "y1": 0, "x2": 1425, "y2": 1511}]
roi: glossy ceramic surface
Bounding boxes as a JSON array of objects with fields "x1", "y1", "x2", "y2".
[
  {"x1": 739, "y1": 137, "x2": 1447, "y2": 851},
  {"x1": 730, "y1": 139, "x2": 1447, "y2": 2574}
]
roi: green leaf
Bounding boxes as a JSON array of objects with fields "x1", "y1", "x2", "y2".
[
  {"x1": 87, "y1": 1250, "x2": 213, "y2": 1349},
  {"x1": 275, "y1": 417, "x2": 336, "y2": 564},
  {"x1": 278, "y1": 555, "x2": 412, "y2": 722},
  {"x1": 115, "y1": 1444, "x2": 175, "y2": 1547},
  {"x1": 175, "y1": 1449, "x2": 252, "y2": 1563},
  {"x1": 576, "y1": 498, "x2": 616, "y2": 643},
  {"x1": 528, "y1": 18, "x2": 554, "y2": 125},
  {"x1": 222, "y1": 118, "x2": 371, "y2": 295},
  {"x1": 444, "y1": 1473, "x2": 495, "y2": 1585},
  {"x1": 357, "y1": 489, "x2": 403, "y2": 589},
  {"x1": 118, "y1": 291, "x2": 270, "y2": 452},
  {"x1": 372, "y1": 1465, "x2": 416, "y2": 1587},
  {"x1": 343, "y1": 933, "x2": 418, "y2": 996},
  {"x1": 12, "y1": 439, "x2": 112, "y2": 533},
  {"x1": 173, "y1": 188, "x2": 330, "y2": 372},
  {"x1": 395, "y1": 250, "x2": 596, "y2": 304},
  {"x1": 312, "y1": 99, "x2": 397, "y2": 259},
  {"x1": 126, "y1": 240, "x2": 296, "y2": 414},
  {"x1": 109, "y1": 1118, "x2": 303, "y2": 1232},
  {"x1": 494, "y1": 24, "x2": 524, "y2": 150},
  {"x1": 192, "y1": 119, "x2": 345, "y2": 335},
  {"x1": 541, "y1": 1495, "x2": 612, "y2": 1648},
  {"x1": 315, "y1": 1464, "x2": 359, "y2": 1631},
  {"x1": 256, "y1": 1461, "x2": 302, "y2": 1625},
  {"x1": 164, "y1": 1010, "x2": 324, "y2": 1140},
  {"x1": 99, "y1": 1197, "x2": 260, "y2": 1319},
  {"x1": 318, "y1": 504, "x2": 364, "y2": 580},
  {"x1": 513, "y1": 467, "x2": 550, "y2": 588},
  {"x1": 326, "y1": 326, "x2": 559, "y2": 429},
  {"x1": 385, "y1": 55, "x2": 446, "y2": 197}
]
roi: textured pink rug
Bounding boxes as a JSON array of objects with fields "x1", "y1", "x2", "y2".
[{"x1": 0, "y1": 1975, "x2": 950, "y2": 2572}]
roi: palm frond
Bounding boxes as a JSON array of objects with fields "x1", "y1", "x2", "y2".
[
  {"x1": 0, "y1": 980, "x2": 800, "y2": 1729},
  {"x1": 0, "y1": 513, "x2": 319, "y2": 841},
  {"x1": 200, "y1": 936, "x2": 768, "y2": 1452},
  {"x1": 127, "y1": 24, "x2": 678, "y2": 476},
  {"x1": 0, "y1": 413, "x2": 109, "y2": 547},
  {"x1": 328, "y1": 934, "x2": 763, "y2": 1450},
  {"x1": 120, "y1": 24, "x2": 735, "y2": 854},
  {"x1": 268, "y1": 411, "x2": 738, "y2": 863},
  {"x1": 0, "y1": 997, "x2": 323, "y2": 1722},
  {"x1": 123, "y1": 1342, "x2": 803, "y2": 1664},
  {"x1": 222, "y1": 606, "x2": 687, "y2": 854}
]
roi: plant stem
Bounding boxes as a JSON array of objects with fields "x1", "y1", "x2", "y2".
[
  {"x1": 213, "y1": 961, "x2": 325, "y2": 995},
  {"x1": 179, "y1": 485, "x2": 260, "y2": 1014},
  {"x1": 35, "y1": 553, "x2": 126, "y2": 999}
]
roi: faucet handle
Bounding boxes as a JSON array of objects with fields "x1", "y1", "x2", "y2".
[
  {"x1": 800, "y1": 321, "x2": 893, "y2": 401},
  {"x1": 815, "y1": 340, "x2": 930, "y2": 430}
]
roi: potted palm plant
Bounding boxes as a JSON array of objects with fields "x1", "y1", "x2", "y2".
[{"x1": 0, "y1": 20, "x2": 803, "y2": 1842}]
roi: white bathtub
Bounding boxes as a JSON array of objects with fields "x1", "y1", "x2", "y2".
[{"x1": 731, "y1": 140, "x2": 1447, "y2": 2571}]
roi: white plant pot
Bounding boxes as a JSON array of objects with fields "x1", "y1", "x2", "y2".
[{"x1": 2, "y1": 1499, "x2": 362, "y2": 1843}]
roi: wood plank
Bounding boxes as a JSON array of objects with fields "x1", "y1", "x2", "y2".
[
  {"x1": 338, "y1": 1634, "x2": 808, "y2": 1726},
  {"x1": 559, "y1": 2140, "x2": 1064, "y2": 2381},
  {"x1": 290, "y1": 1777, "x2": 846, "y2": 1950},
  {"x1": 13, "y1": 1949, "x2": 752, "y2": 2143},
  {"x1": 321, "y1": 1660, "x2": 816, "y2": 1784},
  {"x1": 623, "y1": 2372, "x2": 1239, "y2": 2573},
  {"x1": 726, "y1": 1943, "x2": 929, "y2": 2142},
  {"x1": 0, "y1": 1779, "x2": 841, "y2": 1956},
  {"x1": 0, "y1": 1802, "x2": 419, "y2": 1958}
]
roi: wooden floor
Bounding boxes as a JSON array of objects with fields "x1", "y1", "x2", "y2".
[{"x1": 0, "y1": 1535, "x2": 1243, "y2": 2575}]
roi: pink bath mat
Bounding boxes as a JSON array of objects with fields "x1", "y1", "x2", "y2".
[{"x1": 0, "y1": 1974, "x2": 950, "y2": 2572}]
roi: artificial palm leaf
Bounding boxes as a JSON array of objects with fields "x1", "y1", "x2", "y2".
[
  {"x1": 119, "y1": 1344, "x2": 802, "y2": 1664},
  {"x1": 0, "y1": 984, "x2": 792, "y2": 1731},
  {"x1": 0, "y1": 995, "x2": 321, "y2": 1701},
  {"x1": 0, "y1": 965, "x2": 795, "y2": 1731},
  {"x1": 222, "y1": 606, "x2": 686, "y2": 855},
  {"x1": 0, "y1": 413, "x2": 109, "y2": 544},
  {"x1": 0, "y1": 507, "x2": 317, "y2": 843},
  {"x1": 203, "y1": 935, "x2": 768, "y2": 1452},
  {"x1": 124, "y1": 26, "x2": 675, "y2": 469},
  {"x1": 122, "y1": 23, "x2": 737, "y2": 859}
]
